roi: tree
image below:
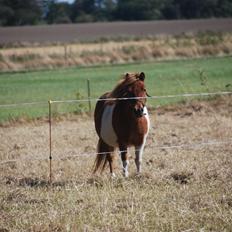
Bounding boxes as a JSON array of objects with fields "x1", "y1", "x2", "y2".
[
  {"x1": 46, "y1": 1, "x2": 72, "y2": 24},
  {"x1": 178, "y1": 0, "x2": 204, "y2": 19},
  {"x1": 0, "y1": 5, "x2": 14, "y2": 26},
  {"x1": 71, "y1": 0, "x2": 96, "y2": 22},
  {"x1": 162, "y1": 0, "x2": 182, "y2": 19},
  {"x1": 1, "y1": 0, "x2": 232, "y2": 26},
  {"x1": 216, "y1": 0, "x2": 232, "y2": 17},
  {"x1": 115, "y1": 0, "x2": 163, "y2": 21},
  {"x1": 162, "y1": 0, "x2": 232, "y2": 19},
  {"x1": 94, "y1": 0, "x2": 117, "y2": 21},
  {"x1": 0, "y1": 0, "x2": 42, "y2": 26}
]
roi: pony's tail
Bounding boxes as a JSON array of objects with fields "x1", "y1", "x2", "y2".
[
  {"x1": 92, "y1": 140, "x2": 109, "y2": 174},
  {"x1": 93, "y1": 153, "x2": 108, "y2": 174}
]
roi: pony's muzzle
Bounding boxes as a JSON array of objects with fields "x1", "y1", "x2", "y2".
[{"x1": 134, "y1": 107, "x2": 145, "y2": 117}]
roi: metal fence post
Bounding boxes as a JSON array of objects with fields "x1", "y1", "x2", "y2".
[{"x1": 48, "y1": 100, "x2": 52, "y2": 184}]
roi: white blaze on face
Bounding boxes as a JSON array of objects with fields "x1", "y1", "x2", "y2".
[{"x1": 100, "y1": 104, "x2": 118, "y2": 147}]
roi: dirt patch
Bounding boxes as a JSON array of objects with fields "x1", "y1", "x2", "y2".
[{"x1": 170, "y1": 171, "x2": 193, "y2": 184}]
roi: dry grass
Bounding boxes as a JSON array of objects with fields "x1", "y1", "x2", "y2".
[
  {"x1": 0, "y1": 96, "x2": 232, "y2": 231},
  {"x1": 1, "y1": 33, "x2": 232, "y2": 71}
]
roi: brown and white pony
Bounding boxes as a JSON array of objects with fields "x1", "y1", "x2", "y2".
[{"x1": 93, "y1": 72, "x2": 150, "y2": 177}]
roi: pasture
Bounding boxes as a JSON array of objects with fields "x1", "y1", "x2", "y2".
[
  {"x1": 0, "y1": 96, "x2": 232, "y2": 231},
  {"x1": 0, "y1": 56, "x2": 232, "y2": 231},
  {"x1": 0, "y1": 56, "x2": 232, "y2": 123}
]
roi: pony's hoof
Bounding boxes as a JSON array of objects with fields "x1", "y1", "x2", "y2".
[
  {"x1": 135, "y1": 172, "x2": 142, "y2": 177},
  {"x1": 111, "y1": 173, "x2": 116, "y2": 178},
  {"x1": 124, "y1": 172, "x2": 129, "y2": 178}
]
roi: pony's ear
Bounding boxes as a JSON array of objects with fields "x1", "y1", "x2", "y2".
[
  {"x1": 138, "y1": 72, "x2": 145, "y2": 81},
  {"x1": 125, "y1": 73, "x2": 130, "y2": 79}
]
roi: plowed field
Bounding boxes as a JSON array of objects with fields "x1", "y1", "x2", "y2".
[{"x1": 1, "y1": 18, "x2": 232, "y2": 44}]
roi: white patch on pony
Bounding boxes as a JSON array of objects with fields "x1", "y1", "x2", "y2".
[
  {"x1": 135, "y1": 106, "x2": 150, "y2": 173},
  {"x1": 100, "y1": 104, "x2": 118, "y2": 147},
  {"x1": 143, "y1": 106, "x2": 150, "y2": 135},
  {"x1": 122, "y1": 160, "x2": 129, "y2": 177}
]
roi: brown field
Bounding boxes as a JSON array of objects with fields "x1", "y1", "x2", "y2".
[
  {"x1": 1, "y1": 18, "x2": 232, "y2": 44},
  {"x1": 0, "y1": 96, "x2": 232, "y2": 231},
  {"x1": 1, "y1": 32, "x2": 232, "y2": 72},
  {"x1": 1, "y1": 18, "x2": 232, "y2": 72}
]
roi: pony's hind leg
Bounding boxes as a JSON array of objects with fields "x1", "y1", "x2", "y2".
[
  {"x1": 107, "y1": 152, "x2": 116, "y2": 177},
  {"x1": 94, "y1": 139, "x2": 115, "y2": 176},
  {"x1": 119, "y1": 145, "x2": 129, "y2": 177}
]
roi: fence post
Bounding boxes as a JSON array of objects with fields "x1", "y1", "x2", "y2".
[
  {"x1": 48, "y1": 100, "x2": 52, "y2": 184},
  {"x1": 64, "y1": 45, "x2": 68, "y2": 65},
  {"x1": 87, "y1": 79, "x2": 92, "y2": 114}
]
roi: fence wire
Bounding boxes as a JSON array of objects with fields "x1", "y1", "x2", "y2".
[
  {"x1": 1, "y1": 138, "x2": 231, "y2": 165},
  {"x1": 0, "y1": 91, "x2": 231, "y2": 108},
  {"x1": 0, "y1": 91, "x2": 231, "y2": 167}
]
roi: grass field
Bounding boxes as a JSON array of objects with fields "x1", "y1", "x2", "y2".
[
  {"x1": 1, "y1": 96, "x2": 232, "y2": 231},
  {"x1": 0, "y1": 56, "x2": 232, "y2": 123},
  {"x1": 1, "y1": 55, "x2": 232, "y2": 231}
]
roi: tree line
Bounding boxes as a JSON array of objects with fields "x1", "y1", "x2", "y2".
[{"x1": 0, "y1": 0, "x2": 232, "y2": 26}]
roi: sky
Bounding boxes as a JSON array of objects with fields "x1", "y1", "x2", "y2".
[{"x1": 57, "y1": 0, "x2": 75, "y2": 3}]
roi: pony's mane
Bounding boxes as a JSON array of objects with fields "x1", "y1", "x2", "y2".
[{"x1": 109, "y1": 73, "x2": 140, "y2": 98}]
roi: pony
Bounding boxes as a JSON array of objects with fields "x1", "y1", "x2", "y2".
[{"x1": 93, "y1": 72, "x2": 150, "y2": 177}]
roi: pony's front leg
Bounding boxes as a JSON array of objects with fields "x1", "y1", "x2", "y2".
[
  {"x1": 120, "y1": 145, "x2": 129, "y2": 177},
  {"x1": 135, "y1": 145, "x2": 145, "y2": 173}
]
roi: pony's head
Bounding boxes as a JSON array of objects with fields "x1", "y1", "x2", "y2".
[{"x1": 110, "y1": 72, "x2": 148, "y2": 117}]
